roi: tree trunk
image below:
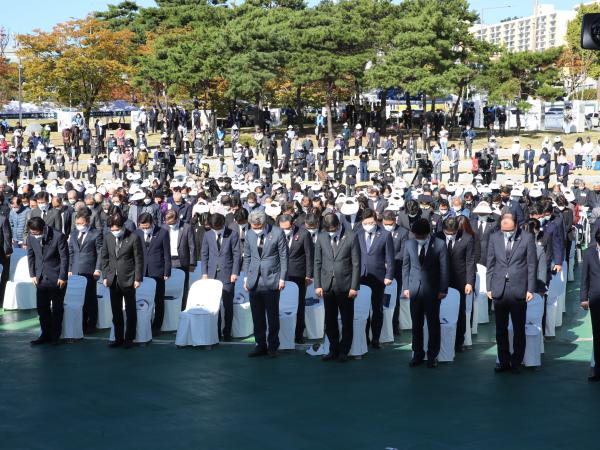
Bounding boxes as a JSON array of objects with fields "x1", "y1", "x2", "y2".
[
  {"x1": 83, "y1": 104, "x2": 92, "y2": 129},
  {"x1": 380, "y1": 88, "x2": 388, "y2": 135},
  {"x1": 255, "y1": 92, "x2": 262, "y2": 129},
  {"x1": 405, "y1": 91, "x2": 411, "y2": 110},
  {"x1": 326, "y1": 79, "x2": 334, "y2": 141},
  {"x1": 430, "y1": 97, "x2": 436, "y2": 112},
  {"x1": 450, "y1": 83, "x2": 464, "y2": 125},
  {"x1": 295, "y1": 84, "x2": 304, "y2": 133}
]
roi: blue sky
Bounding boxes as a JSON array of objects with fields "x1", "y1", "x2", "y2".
[{"x1": 2, "y1": 0, "x2": 588, "y2": 36}]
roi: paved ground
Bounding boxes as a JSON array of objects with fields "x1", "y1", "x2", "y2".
[{"x1": 0, "y1": 267, "x2": 597, "y2": 450}]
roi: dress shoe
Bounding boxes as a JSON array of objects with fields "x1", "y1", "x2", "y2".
[
  {"x1": 295, "y1": 337, "x2": 305, "y2": 345},
  {"x1": 494, "y1": 364, "x2": 510, "y2": 373},
  {"x1": 222, "y1": 335, "x2": 233, "y2": 343},
  {"x1": 123, "y1": 341, "x2": 134, "y2": 349},
  {"x1": 371, "y1": 341, "x2": 381, "y2": 349},
  {"x1": 409, "y1": 358, "x2": 424, "y2": 367},
  {"x1": 321, "y1": 353, "x2": 337, "y2": 361},
  {"x1": 337, "y1": 354, "x2": 349, "y2": 363},
  {"x1": 30, "y1": 338, "x2": 49, "y2": 346},
  {"x1": 109, "y1": 341, "x2": 123, "y2": 348},
  {"x1": 248, "y1": 348, "x2": 268, "y2": 358},
  {"x1": 427, "y1": 359, "x2": 438, "y2": 368},
  {"x1": 588, "y1": 374, "x2": 600, "y2": 382},
  {"x1": 152, "y1": 328, "x2": 161, "y2": 337},
  {"x1": 268, "y1": 350, "x2": 278, "y2": 358}
]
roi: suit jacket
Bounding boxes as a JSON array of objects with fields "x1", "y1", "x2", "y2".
[
  {"x1": 436, "y1": 231, "x2": 476, "y2": 290},
  {"x1": 314, "y1": 226, "x2": 360, "y2": 293},
  {"x1": 68, "y1": 228, "x2": 102, "y2": 275},
  {"x1": 0, "y1": 214, "x2": 12, "y2": 258},
  {"x1": 162, "y1": 223, "x2": 196, "y2": 268},
  {"x1": 541, "y1": 217, "x2": 565, "y2": 268},
  {"x1": 486, "y1": 228, "x2": 537, "y2": 299},
  {"x1": 285, "y1": 226, "x2": 314, "y2": 279},
  {"x1": 402, "y1": 237, "x2": 449, "y2": 299},
  {"x1": 136, "y1": 226, "x2": 171, "y2": 278},
  {"x1": 357, "y1": 224, "x2": 394, "y2": 282},
  {"x1": 201, "y1": 227, "x2": 241, "y2": 284},
  {"x1": 368, "y1": 197, "x2": 387, "y2": 217},
  {"x1": 27, "y1": 226, "x2": 68, "y2": 287},
  {"x1": 339, "y1": 212, "x2": 363, "y2": 232},
  {"x1": 581, "y1": 246, "x2": 600, "y2": 302},
  {"x1": 390, "y1": 225, "x2": 409, "y2": 279},
  {"x1": 45, "y1": 206, "x2": 72, "y2": 236},
  {"x1": 242, "y1": 225, "x2": 288, "y2": 291},
  {"x1": 470, "y1": 217, "x2": 497, "y2": 266},
  {"x1": 101, "y1": 229, "x2": 144, "y2": 287},
  {"x1": 168, "y1": 200, "x2": 192, "y2": 224}
]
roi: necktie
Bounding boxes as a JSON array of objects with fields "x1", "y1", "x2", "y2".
[
  {"x1": 258, "y1": 234, "x2": 264, "y2": 257},
  {"x1": 419, "y1": 243, "x2": 425, "y2": 266},
  {"x1": 287, "y1": 234, "x2": 292, "y2": 249},
  {"x1": 505, "y1": 237, "x2": 512, "y2": 261},
  {"x1": 366, "y1": 232, "x2": 373, "y2": 252},
  {"x1": 216, "y1": 233, "x2": 222, "y2": 251},
  {"x1": 115, "y1": 237, "x2": 121, "y2": 255},
  {"x1": 145, "y1": 233, "x2": 151, "y2": 245},
  {"x1": 42, "y1": 210, "x2": 46, "y2": 220},
  {"x1": 78, "y1": 232, "x2": 85, "y2": 247},
  {"x1": 448, "y1": 238, "x2": 453, "y2": 254},
  {"x1": 478, "y1": 221, "x2": 483, "y2": 235},
  {"x1": 331, "y1": 235, "x2": 338, "y2": 256}
]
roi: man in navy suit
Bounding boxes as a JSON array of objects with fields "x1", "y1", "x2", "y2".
[
  {"x1": 163, "y1": 210, "x2": 196, "y2": 310},
  {"x1": 523, "y1": 144, "x2": 535, "y2": 183},
  {"x1": 201, "y1": 213, "x2": 241, "y2": 342},
  {"x1": 382, "y1": 210, "x2": 409, "y2": 335},
  {"x1": 357, "y1": 208, "x2": 395, "y2": 348},
  {"x1": 68, "y1": 211, "x2": 103, "y2": 334},
  {"x1": 402, "y1": 218, "x2": 449, "y2": 368},
  {"x1": 486, "y1": 211, "x2": 537, "y2": 373},
  {"x1": 278, "y1": 213, "x2": 314, "y2": 344},
  {"x1": 580, "y1": 228, "x2": 600, "y2": 382},
  {"x1": 243, "y1": 210, "x2": 288, "y2": 357},
  {"x1": 136, "y1": 212, "x2": 171, "y2": 334},
  {"x1": 27, "y1": 216, "x2": 69, "y2": 345}
]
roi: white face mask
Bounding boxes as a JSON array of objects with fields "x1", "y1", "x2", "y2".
[
  {"x1": 32, "y1": 234, "x2": 43, "y2": 240},
  {"x1": 328, "y1": 231, "x2": 338, "y2": 238},
  {"x1": 383, "y1": 224, "x2": 395, "y2": 232},
  {"x1": 362, "y1": 224, "x2": 375, "y2": 233},
  {"x1": 247, "y1": 202, "x2": 256, "y2": 208},
  {"x1": 75, "y1": 225, "x2": 88, "y2": 233},
  {"x1": 38, "y1": 204, "x2": 48, "y2": 211},
  {"x1": 68, "y1": 199, "x2": 76, "y2": 205},
  {"x1": 439, "y1": 209, "x2": 448, "y2": 216},
  {"x1": 169, "y1": 223, "x2": 178, "y2": 230},
  {"x1": 452, "y1": 206, "x2": 462, "y2": 212},
  {"x1": 416, "y1": 239, "x2": 427, "y2": 246},
  {"x1": 408, "y1": 213, "x2": 417, "y2": 218},
  {"x1": 478, "y1": 214, "x2": 489, "y2": 222},
  {"x1": 111, "y1": 230, "x2": 123, "y2": 238},
  {"x1": 502, "y1": 231, "x2": 514, "y2": 239},
  {"x1": 252, "y1": 228, "x2": 263, "y2": 235},
  {"x1": 306, "y1": 228, "x2": 317, "y2": 235},
  {"x1": 143, "y1": 228, "x2": 152, "y2": 236},
  {"x1": 144, "y1": 198, "x2": 152, "y2": 205},
  {"x1": 283, "y1": 229, "x2": 292, "y2": 237}
]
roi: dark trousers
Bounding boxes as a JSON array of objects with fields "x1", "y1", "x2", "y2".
[
  {"x1": 362, "y1": 274, "x2": 384, "y2": 343},
  {"x1": 455, "y1": 291, "x2": 467, "y2": 349},
  {"x1": 512, "y1": 154, "x2": 519, "y2": 169},
  {"x1": 172, "y1": 259, "x2": 190, "y2": 310},
  {"x1": 249, "y1": 289, "x2": 280, "y2": 351},
  {"x1": 324, "y1": 290, "x2": 354, "y2": 356},
  {"x1": 524, "y1": 162, "x2": 534, "y2": 183},
  {"x1": 590, "y1": 299, "x2": 600, "y2": 375},
  {"x1": 151, "y1": 276, "x2": 166, "y2": 330},
  {"x1": 392, "y1": 275, "x2": 402, "y2": 331},
  {"x1": 36, "y1": 285, "x2": 66, "y2": 342},
  {"x1": 81, "y1": 273, "x2": 98, "y2": 331},
  {"x1": 218, "y1": 282, "x2": 234, "y2": 338},
  {"x1": 0, "y1": 255, "x2": 9, "y2": 308},
  {"x1": 494, "y1": 295, "x2": 526, "y2": 368},
  {"x1": 109, "y1": 280, "x2": 137, "y2": 343},
  {"x1": 288, "y1": 276, "x2": 307, "y2": 341},
  {"x1": 410, "y1": 293, "x2": 441, "y2": 361}
]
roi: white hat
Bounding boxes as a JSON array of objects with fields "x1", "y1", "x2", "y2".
[
  {"x1": 472, "y1": 201, "x2": 492, "y2": 215},
  {"x1": 510, "y1": 189, "x2": 523, "y2": 198},
  {"x1": 340, "y1": 198, "x2": 359, "y2": 216},
  {"x1": 130, "y1": 191, "x2": 145, "y2": 201},
  {"x1": 513, "y1": 137, "x2": 520, "y2": 143},
  {"x1": 554, "y1": 136, "x2": 561, "y2": 142},
  {"x1": 489, "y1": 181, "x2": 500, "y2": 190},
  {"x1": 288, "y1": 125, "x2": 293, "y2": 130},
  {"x1": 265, "y1": 201, "x2": 281, "y2": 218},
  {"x1": 564, "y1": 190, "x2": 575, "y2": 203},
  {"x1": 355, "y1": 124, "x2": 362, "y2": 130},
  {"x1": 529, "y1": 188, "x2": 543, "y2": 199},
  {"x1": 232, "y1": 124, "x2": 239, "y2": 130},
  {"x1": 538, "y1": 159, "x2": 547, "y2": 166}
]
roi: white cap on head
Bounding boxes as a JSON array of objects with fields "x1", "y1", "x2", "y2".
[{"x1": 472, "y1": 201, "x2": 492, "y2": 215}]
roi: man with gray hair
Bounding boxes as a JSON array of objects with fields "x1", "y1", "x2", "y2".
[{"x1": 243, "y1": 209, "x2": 288, "y2": 358}]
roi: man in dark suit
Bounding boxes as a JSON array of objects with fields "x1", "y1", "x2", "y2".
[
  {"x1": 314, "y1": 213, "x2": 361, "y2": 362},
  {"x1": 402, "y1": 218, "x2": 449, "y2": 368},
  {"x1": 383, "y1": 210, "x2": 409, "y2": 335},
  {"x1": 278, "y1": 214, "x2": 314, "y2": 344},
  {"x1": 437, "y1": 216, "x2": 475, "y2": 352},
  {"x1": 163, "y1": 210, "x2": 196, "y2": 310},
  {"x1": 201, "y1": 213, "x2": 240, "y2": 342},
  {"x1": 5, "y1": 153, "x2": 19, "y2": 186},
  {"x1": 68, "y1": 211, "x2": 102, "y2": 333},
  {"x1": 367, "y1": 187, "x2": 387, "y2": 219},
  {"x1": 243, "y1": 210, "x2": 288, "y2": 357},
  {"x1": 357, "y1": 208, "x2": 395, "y2": 348},
  {"x1": 45, "y1": 195, "x2": 72, "y2": 237},
  {"x1": 0, "y1": 208, "x2": 12, "y2": 308},
  {"x1": 27, "y1": 217, "x2": 69, "y2": 346},
  {"x1": 486, "y1": 211, "x2": 537, "y2": 373},
  {"x1": 339, "y1": 200, "x2": 362, "y2": 232},
  {"x1": 102, "y1": 212, "x2": 144, "y2": 348},
  {"x1": 470, "y1": 201, "x2": 497, "y2": 267},
  {"x1": 136, "y1": 212, "x2": 171, "y2": 334},
  {"x1": 580, "y1": 228, "x2": 600, "y2": 382}
]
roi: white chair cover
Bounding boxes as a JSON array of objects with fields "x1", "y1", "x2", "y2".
[
  {"x1": 557, "y1": 260, "x2": 568, "y2": 323},
  {"x1": 508, "y1": 294, "x2": 544, "y2": 367},
  {"x1": 278, "y1": 281, "x2": 299, "y2": 350},
  {"x1": 304, "y1": 284, "x2": 325, "y2": 339},
  {"x1": 422, "y1": 288, "x2": 460, "y2": 362},
  {"x1": 161, "y1": 269, "x2": 185, "y2": 332},
  {"x1": 96, "y1": 275, "x2": 112, "y2": 329},
  {"x1": 546, "y1": 260, "x2": 567, "y2": 336},
  {"x1": 61, "y1": 275, "x2": 87, "y2": 339},
  {"x1": 348, "y1": 285, "x2": 371, "y2": 357},
  {"x1": 380, "y1": 280, "x2": 398, "y2": 343},
  {"x1": 231, "y1": 272, "x2": 253, "y2": 338},
  {"x1": 4, "y1": 254, "x2": 36, "y2": 310},
  {"x1": 108, "y1": 277, "x2": 156, "y2": 343},
  {"x1": 475, "y1": 264, "x2": 489, "y2": 326},
  {"x1": 464, "y1": 292, "x2": 474, "y2": 346},
  {"x1": 175, "y1": 279, "x2": 223, "y2": 347}
]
